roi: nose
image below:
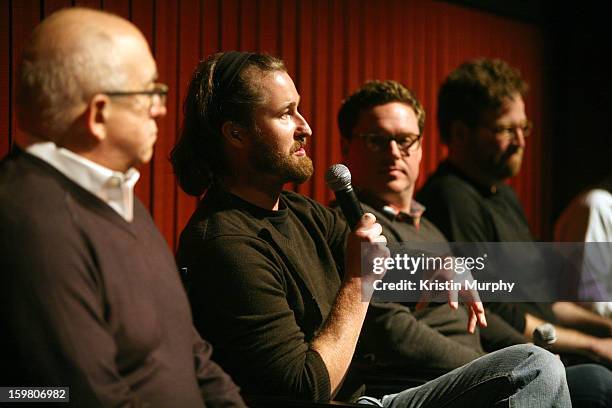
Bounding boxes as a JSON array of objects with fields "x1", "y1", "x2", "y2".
[
  {"x1": 513, "y1": 129, "x2": 526, "y2": 149},
  {"x1": 387, "y1": 140, "x2": 403, "y2": 159},
  {"x1": 150, "y1": 101, "x2": 167, "y2": 118},
  {"x1": 295, "y1": 111, "x2": 312, "y2": 138}
]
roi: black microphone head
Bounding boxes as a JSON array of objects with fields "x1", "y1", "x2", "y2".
[
  {"x1": 533, "y1": 323, "x2": 557, "y2": 348},
  {"x1": 325, "y1": 164, "x2": 352, "y2": 192}
]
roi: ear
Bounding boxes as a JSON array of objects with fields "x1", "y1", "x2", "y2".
[
  {"x1": 86, "y1": 94, "x2": 111, "y2": 142},
  {"x1": 448, "y1": 121, "x2": 471, "y2": 146},
  {"x1": 221, "y1": 121, "x2": 245, "y2": 148},
  {"x1": 340, "y1": 136, "x2": 351, "y2": 157}
]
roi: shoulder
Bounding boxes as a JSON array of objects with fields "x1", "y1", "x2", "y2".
[
  {"x1": 583, "y1": 189, "x2": 612, "y2": 210},
  {"x1": 417, "y1": 169, "x2": 485, "y2": 221},
  {"x1": 177, "y1": 193, "x2": 282, "y2": 271},
  {"x1": 1, "y1": 150, "x2": 70, "y2": 208},
  {"x1": 0, "y1": 159, "x2": 95, "y2": 290},
  {"x1": 181, "y1": 192, "x2": 265, "y2": 244},
  {"x1": 282, "y1": 190, "x2": 348, "y2": 238},
  {"x1": 1, "y1": 152, "x2": 79, "y2": 239},
  {"x1": 418, "y1": 170, "x2": 480, "y2": 205}
]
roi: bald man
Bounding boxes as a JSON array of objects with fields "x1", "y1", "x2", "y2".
[{"x1": 0, "y1": 8, "x2": 245, "y2": 407}]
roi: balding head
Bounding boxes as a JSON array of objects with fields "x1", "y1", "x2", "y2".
[{"x1": 17, "y1": 8, "x2": 151, "y2": 143}]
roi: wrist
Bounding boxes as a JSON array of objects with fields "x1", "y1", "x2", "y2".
[{"x1": 589, "y1": 338, "x2": 602, "y2": 355}]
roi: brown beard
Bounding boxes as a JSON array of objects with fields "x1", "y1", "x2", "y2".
[
  {"x1": 249, "y1": 132, "x2": 314, "y2": 184},
  {"x1": 494, "y1": 146, "x2": 524, "y2": 179}
]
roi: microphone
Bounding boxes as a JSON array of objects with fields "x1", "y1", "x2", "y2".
[
  {"x1": 325, "y1": 164, "x2": 364, "y2": 230},
  {"x1": 533, "y1": 323, "x2": 557, "y2": 350}
]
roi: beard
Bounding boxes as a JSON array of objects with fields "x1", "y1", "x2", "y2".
[
  {"x1": 469, "y1": 134, "x2": 524, "y2": 181},
  {"x1": 248, "y1": 130, "x2": 314, "y2": 184},
  {"x1": 491, "y1": 147, "x2": 524, "y2": 179}
]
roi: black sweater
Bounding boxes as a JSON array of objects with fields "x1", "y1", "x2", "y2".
[{"x1": 177, "y1": 185, "x2": 490, "y2": 403}]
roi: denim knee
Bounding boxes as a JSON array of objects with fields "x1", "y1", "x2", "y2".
[{"x1": 508, "y1": 344, "x2": 568, "y2": 400}]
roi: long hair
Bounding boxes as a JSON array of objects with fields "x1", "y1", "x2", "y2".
[{"x1": 170, "y1": 52, "x2": 286, "y2": 196}]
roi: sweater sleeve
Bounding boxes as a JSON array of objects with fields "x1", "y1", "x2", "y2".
[
  {"x1": 479, "y1": 307, "x2": 529, "y2": 352},
  {"x1": 361, "y1": 302, "x2": 484, "y2": 372},
  {"x1": 186, "y1": 235, "x2": 332, "y2": 402},
  {"x1": 192, "y1": 328, "x2": 247, "y2": 407}
]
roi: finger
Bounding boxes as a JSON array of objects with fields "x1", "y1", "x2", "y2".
[
  {"x1": 447, "y1": 290, "x2": 458, "y2": 310},
  {"x1": 363, "y1": 222, "x2": 383, "y2": 239},
  {"x1": 467, "y1": 310, "x2": 477, "y2": 334},
  {"x1": 416, "y1": 290, "x2": 431, "y2": 311},
  {"x1": 355, "y1": 221, "x2": 383, "y2": 241},
  {"x1": 355, "y1": 213, "x2": 376, "y2": 230},
  {"x1": 472, "y1": 302, "x2": 487, "y2": 328},
  {"x1": 469, "y1": 288, "x2": 482, "y2": 304},
  {"x1": 373, "y1": 234, "x2": 387, "y2": 244}
]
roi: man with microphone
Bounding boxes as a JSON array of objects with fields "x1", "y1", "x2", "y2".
[{"x1": 173, "y1": 51, "x2": 570, "y2": 406}]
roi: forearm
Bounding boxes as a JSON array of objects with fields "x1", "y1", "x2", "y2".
[
  {"x1": 363, "y1": 303, "x2": 484, "y2": 370},
  {"x1": 551, "y1": 302, "x2": 612, "y2": 336},
  {"x1": 525, "y1": 313, "x2": 599, "y2": 355},
  {"x1": 311, "y1": 278, "x2": 369, "y2": 396}
]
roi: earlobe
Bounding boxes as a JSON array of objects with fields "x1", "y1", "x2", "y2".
[
  {"x1": 221, "y1": 122, "x2": 244, "y2": 147},
  {"x1": 88, "y1": 95, "x2": 110, "y2": 142},
  {"x1": 449, "y1": 121, "x2": 470, "y2": 145}
]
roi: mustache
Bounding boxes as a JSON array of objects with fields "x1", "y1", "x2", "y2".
[
  {"x1": 502, "y1": 144, "x2": 523, "y2": 160},
  {"x1": 291, "y1": 138, "x2": 307, "y2": 153}
]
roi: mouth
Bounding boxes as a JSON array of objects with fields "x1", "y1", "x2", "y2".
[
  {"x1": 381, "y1": 165, "x2": 405, "y2": 176},
  {"x1": 292, "y1": 140, "x2": 307, "y2": 156}
]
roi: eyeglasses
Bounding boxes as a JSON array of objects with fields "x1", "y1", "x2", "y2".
[
  {"x1": 484, "y1": 120, "x2": 533, "y2": 143},
  {"x1": 104, "y1": 82, "x2": 168, "y2": 111},
  {"x1": 356, "y1": 133, "x2": 422, "y2": 154}
]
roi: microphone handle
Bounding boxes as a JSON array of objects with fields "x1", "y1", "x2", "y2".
[{"x1": 335, "y1": 186, "x2": 364, "y2": 230}]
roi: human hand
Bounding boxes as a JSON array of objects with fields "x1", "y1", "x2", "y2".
[
  {"x1": 345, "y1": 213, "x2": 388, "y2": 284},
  {"x1": 415, "y1": 256, "x2": 487, "y2": 333}
]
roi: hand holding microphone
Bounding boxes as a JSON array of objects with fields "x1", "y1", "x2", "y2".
[
  {"x1": 326, "y1": 164, "x2": 388, "y2": 287},
  {"x1": 533, "y1": 323, "x2": 557, "y2": 351}
]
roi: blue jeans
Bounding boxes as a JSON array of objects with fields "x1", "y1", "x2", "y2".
[
  {"x1": 357, "y1": 344, "x2": 570, "y2": 407},
  {"x1": 566, "y1": 363, "x2": 612, "y2": 407}
]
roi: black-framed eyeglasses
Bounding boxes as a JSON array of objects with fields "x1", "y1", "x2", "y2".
[
  {"x1": 483, "y1": 120, "x2": 533, "y2": 143},
  {"x1": 104, "y1": 82, "x2": 168, "y2": 111},
  {"x1": 356, "y1": 132, "x2": 422, "y2": 154}
]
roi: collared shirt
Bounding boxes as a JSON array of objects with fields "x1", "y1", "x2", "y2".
[
  {"x1": 26, "y1": 142, "x2": 140, "y2": 222},
  {"x1": 354, "y1": 190, "x2": 448, "y2": 244},
  {"x1": 357, "y1": 190, "x2": 426, "y2": 228},
  {"x1": 381, "y1": 200, "x2": 426, "y2": 228}
]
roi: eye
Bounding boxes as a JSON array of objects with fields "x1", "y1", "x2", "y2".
[
  {"x1": 396, "y1": 138, "x2": 411, "y2": 147},
  {"x1": 280, "y1": 111, "x2": 291, "y2": 119}
]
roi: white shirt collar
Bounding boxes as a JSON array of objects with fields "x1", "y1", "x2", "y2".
[{"x1": 26, "y1": 142, "x2": 140, "y2": 222}]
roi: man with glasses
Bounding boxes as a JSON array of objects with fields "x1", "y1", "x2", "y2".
[
  {"x1": 337, "y1": 80, "x2": 490, "y2": 378},
  {"x1": 416, "y1": 58, "x2": 612, "y2": 405},
  {"x1": 0, "y1": 8, "x2": 245, "y2": 407}
]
